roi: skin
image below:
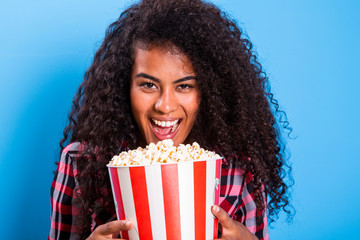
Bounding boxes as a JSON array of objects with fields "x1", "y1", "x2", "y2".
[
  {"x1": 87, "y1": 46, "x2": 258, "y2": 240},
  {"x1": 212, "y1": 205, "x2": 259, "y2": 240},
  {"x1": 130, "y1": 46, "x2": 201, "y2": 147}
]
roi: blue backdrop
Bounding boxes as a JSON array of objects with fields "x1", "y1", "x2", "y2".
[{"x1": 1, "y1": 0, "x2": 359, "y2": 239}]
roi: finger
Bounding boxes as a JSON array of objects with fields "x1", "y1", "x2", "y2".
[
  {"x1": 95, "y1": 220, "x2": 133, "y2": 235},
  {"x1": 211, "y1": 205, "x2": 234, "y2": 229}
]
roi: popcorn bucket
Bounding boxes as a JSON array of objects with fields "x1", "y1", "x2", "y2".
[{"x1": 107, "y1": 158, "x2": 222, "y2": 240}]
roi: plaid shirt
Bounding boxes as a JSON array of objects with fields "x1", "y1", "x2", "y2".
[{"x1": 49, "y1": 142, "x2": 269, "y2": 240}]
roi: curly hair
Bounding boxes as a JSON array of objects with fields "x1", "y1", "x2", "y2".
[{"x1": 60, "y1": 0, "x2": 293, "y2": 238}]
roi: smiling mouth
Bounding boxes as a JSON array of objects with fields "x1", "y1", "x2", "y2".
[{"x1": 151, "y1": 119, "x2": 180, "y2": 135}]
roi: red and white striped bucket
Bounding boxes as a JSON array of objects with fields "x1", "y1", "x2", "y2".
[{"x1": 108, "y1": 158, "x2": 222, "y2": 240}]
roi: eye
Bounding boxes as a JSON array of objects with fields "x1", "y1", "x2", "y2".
[
  {"x1": 140, "y1": 81, "x2": 157, "y2": 90},
  {"x1": 177, "y1": 84, "x2": 194, "y2": 91},
  {"x1": 138, "y1": 81, "x2": 158, "y2": 93}
]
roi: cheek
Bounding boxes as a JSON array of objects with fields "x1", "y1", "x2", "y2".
[
  {"x1": 130, "y1": 90, "x2": 146, "y2": 124},
  {"x1": 191, "y1": 92, "x2": 201, "y2": 113},
  {"x1": 130, "y1": 90, "x2": 156, "y2": 130},
  {"x1": 184, "y1": 94, "x2": 201, "y2": 121}
]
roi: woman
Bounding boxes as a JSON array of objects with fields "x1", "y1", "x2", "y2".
[{"x1": 49, "y1": 0, "x2": 292, "y2": 239}]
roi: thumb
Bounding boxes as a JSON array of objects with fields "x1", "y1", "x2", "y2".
[
  {"x1": 212, "y1": 205, "x2": 234, "y2": 229},
  {"x1": 96, "y1": 220, "x2": 133, "y2": 235}
]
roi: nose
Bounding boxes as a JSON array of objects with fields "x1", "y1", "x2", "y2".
[{"x1": 154, "y1": 88, "x2": 178, "y2": 114}]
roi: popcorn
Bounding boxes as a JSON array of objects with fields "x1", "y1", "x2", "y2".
[{"x1": 108, "y1": 139, "x2": 221, "y2": 166}]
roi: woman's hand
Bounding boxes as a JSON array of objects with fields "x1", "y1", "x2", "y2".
[
  {"x1": 212, "y1": 205, "x2": 258, "y2": 240},
  {"x1": 86, "y1": 220, "x2": 133, "y2": 240}
]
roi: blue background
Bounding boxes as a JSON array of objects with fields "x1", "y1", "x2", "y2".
[{"x1": 1, "y1": 0, "x2": 359, "y2": 239}]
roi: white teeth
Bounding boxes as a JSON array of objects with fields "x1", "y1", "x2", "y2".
[
  {"x1": 152, "y1": 119, "x2": 179, "y2": 128},
  {"x1": 171, "y1": 122, "x2": 178, "y2": 132}
]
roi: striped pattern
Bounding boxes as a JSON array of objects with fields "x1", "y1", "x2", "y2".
[
  {"x1": 108, "y1": 159, "x2": 221, "y2": 240},
  {"x1": 49, "y1": 142, "x2": 269, "y2": 240}
]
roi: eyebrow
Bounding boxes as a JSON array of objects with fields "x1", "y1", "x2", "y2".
[{"x1": 135, "y1": 73, "x2": 196, "y2": 83}]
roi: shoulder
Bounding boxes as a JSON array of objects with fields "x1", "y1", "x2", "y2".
[
  {"x1": 220, "y1": 160, "x2": 247, "y2": 195},
  {"x1": 62, "y1": 142, "x2": 82, "y2": 155},
  {"x1": 220, "y1": 153, "x2": 254, "y2": 182},
  {"x1": 60, "y1": 142, "x2": 83, "y2": 160},
  {"x1": 220, "y1": 155, "x2": 249, "y2": 184},
  {"x1": 220, "y1": 157, "x2": 262, "y2": 214},
  {"x1": 221, "y1": 158, "x2": 259, "y2": 197},
  {"x1": 57, "y1": 142, "x2": 83, "y2": 175}
]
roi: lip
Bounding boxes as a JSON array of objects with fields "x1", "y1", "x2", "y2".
[{"x1": 149, "y1": 118, "x2": 181, "y2": 141}]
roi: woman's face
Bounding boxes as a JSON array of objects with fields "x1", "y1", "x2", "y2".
[{"x1": 130, "y1": 46, "x2": 201, "y2": 146}]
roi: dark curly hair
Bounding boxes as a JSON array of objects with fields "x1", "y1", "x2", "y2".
[{"x1": 60, "y1": 0, "x2": 293, "y2": 238}]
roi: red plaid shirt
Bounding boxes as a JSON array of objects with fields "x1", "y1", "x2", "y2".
[{"x1": 49, "y1": 142, "x2": 269, "y2": 240}]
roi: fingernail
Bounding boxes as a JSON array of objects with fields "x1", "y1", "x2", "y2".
[
  {"x1": 125, "y1": 221, "x2": 133, "y2": 228},
  {"x1": 212, "y1": 205, "x2": 220, "y2": 213}
]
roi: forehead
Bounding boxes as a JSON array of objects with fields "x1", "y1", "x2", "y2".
[
  {"x1": 133, "y1": 40, "x2": 182, "y2": 55},
  {"x1": 132, "y1": 45, "x2": 195, "y2": 76}
]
